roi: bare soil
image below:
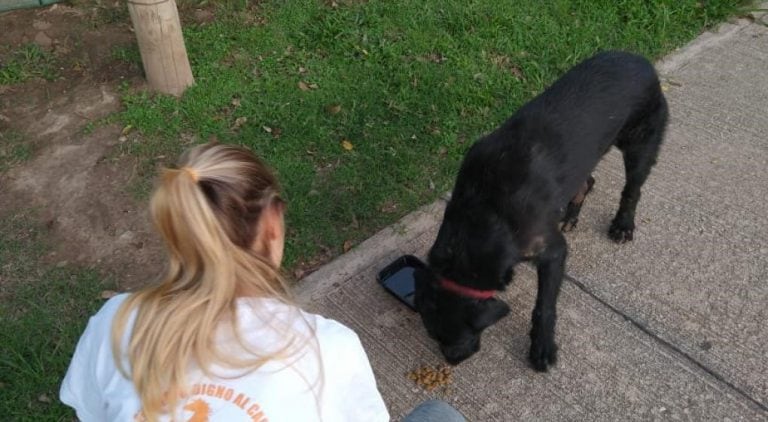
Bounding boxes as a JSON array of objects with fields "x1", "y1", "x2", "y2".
[
  {"x1": 0, "y1": 3, "x2": 166, "y2": 289},
  {"x1": 1, "y1": 2, "x2": 336, "y2": 289}
]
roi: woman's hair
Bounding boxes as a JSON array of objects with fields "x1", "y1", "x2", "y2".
[{"x1": 111, "y1": 143, "x2": 307, "y2": 420}]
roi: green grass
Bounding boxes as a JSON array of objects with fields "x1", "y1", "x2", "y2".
[
  {"x1": 0, "y1": 213, "x2": 112, "y2": 420},
  {"x1": 111, "y1": 44, "x2": 142, "y2": 66},
  {"x1": 117, "y1": 0, "x2": 745, "y2": 267},
  {"x1": 0, "y1": 44, "x2": 58, "y2": 85}
]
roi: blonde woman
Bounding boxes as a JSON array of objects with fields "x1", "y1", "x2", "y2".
[
  {"x1": 60, "y1": 143, "x2": 389, "y2": 421},
  {"x1": 60, "y1": 143, "x2": 466, "y2": 422}
]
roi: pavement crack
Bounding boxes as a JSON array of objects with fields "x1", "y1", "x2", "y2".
[{"x1": 563, "y1": 273, "x2": 768, "y2": 414}]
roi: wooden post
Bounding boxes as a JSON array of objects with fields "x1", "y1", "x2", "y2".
[{"x1": 127, "y1": 0, "x2": 194, "y2": 97}]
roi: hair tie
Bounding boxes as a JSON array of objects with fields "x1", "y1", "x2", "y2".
[{"x1": 181, "y1": 166, "x2": 199, "y2": 182}]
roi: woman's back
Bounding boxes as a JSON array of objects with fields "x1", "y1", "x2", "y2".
[{"x1": 61, "y1": 293, "x2": 388, "y2": 421}]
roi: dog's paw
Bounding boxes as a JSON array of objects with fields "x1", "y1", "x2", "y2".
[
  {"x1": 608, "y1": 219, "x2": 634, "y2": 243},
  {"x1": 560, "y1": 217, "x2": 578, "y2": 233},
  {"x1": 528, "y1": 340, "x2": 558, "y2": 372}
]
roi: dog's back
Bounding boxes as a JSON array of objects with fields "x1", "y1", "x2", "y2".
[{"x1": 454, "y1": 51, "x2": 664, "y2": 218}]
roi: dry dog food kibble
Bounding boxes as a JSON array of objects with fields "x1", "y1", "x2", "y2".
[{"x1": 407, "y1": 364, "x2": 453, "y2": 391}]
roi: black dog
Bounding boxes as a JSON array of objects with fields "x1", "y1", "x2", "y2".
[{"x1": 415, "y1": 51, "x2": 667, "y2": 371}]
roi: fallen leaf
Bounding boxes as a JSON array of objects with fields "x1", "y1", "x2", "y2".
[
  {"x1": 343, "y1": 240, "x2": 353, "y2": 252},
  {"x1": 38, "y1": 394, "x2": 51, "y2": 404},
  {"x1": 121, "y1": 125, "x2": 133, "y2": 136},
  {"x1": 100, "y1": 290, "x2": 118, "y2": 300},
  {"x1": 424, "y1": 52, "x2": 444, "y2": 63},
  {"x1": 231, "y1": 98, "x2": 241, "y2": 107},
  {"x1": 233, "y1": 116, "x2": 248, "y2": 129},
  {"x1": 263, "y1": 126, "x2": 272, "y2": 133},
  {"x1": 298, "y1": 81, "x2": 310, "y2": 91},
  {"x1": 308, "y1": 83, "x2": 319, "y2": 89},
  {"x1": 661, "y1": 83, "x2": 670, "y2": 92},
  {"x1": 341, "y1": 139, "x2": 354, "y2": 151},
  {"x1": 326, "y1": 104, "x2": 342, "y2": 115},
  {"x1": 380, "y1": 201, "x2": 398, "y2": 213},
  {"x1": 299, "y1": 66, "x2": 308, "y2": 74}
]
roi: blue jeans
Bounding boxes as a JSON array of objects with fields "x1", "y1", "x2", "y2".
[{"x1": 402, "y1": 400, "x2": 466, "y2": 422}]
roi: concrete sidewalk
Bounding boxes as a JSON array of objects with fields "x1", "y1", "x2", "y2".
[{"x1": 297, "y1": 13, "x2": 768, "y2": 421}]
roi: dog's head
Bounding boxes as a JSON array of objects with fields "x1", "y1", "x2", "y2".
[
  {"x1": 415, "y1": 268, "x2": 510, "y2": 364},
  {"x1": 415, "y1": 206, "x2": 516, "y2": 364}
]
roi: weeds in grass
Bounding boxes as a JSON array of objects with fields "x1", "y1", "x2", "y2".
[{"x1": 0, "y1": 44, "x2": 58, "y2": 85}]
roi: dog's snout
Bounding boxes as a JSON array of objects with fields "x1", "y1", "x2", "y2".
[{"x1": 440, "y1": 338, "x2": 481, "y2": 365}]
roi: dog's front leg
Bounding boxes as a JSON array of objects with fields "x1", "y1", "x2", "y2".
[{"x1": 529, "y1": 232, "x2": 567, "y2": 372}]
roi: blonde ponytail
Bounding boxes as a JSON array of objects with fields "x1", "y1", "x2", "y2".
[{"x1": 112, "y1": 144, "x2": 310, "y2": 421}]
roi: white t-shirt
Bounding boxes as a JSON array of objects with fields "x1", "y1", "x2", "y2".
[{"x1": 60, "y1": 294, "x2": 389, "y2": 422}]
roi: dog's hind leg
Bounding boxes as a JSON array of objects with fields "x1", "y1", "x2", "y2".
[
  {"x1": 561, "y1": 175, "x2": 595, "y2": 232},
  {"x1": 529, "y1": 230, "x2": 567, "y2": 372},
  {"x1": 610, "y1": 98, "x2": 667, "y2": 242}
]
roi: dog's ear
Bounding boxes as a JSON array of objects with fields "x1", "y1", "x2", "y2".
[
  {"x1": 428, "y1": 242, "x2": 453, "y2": 270},
  {"x1": 466, "y1": 298, "x2": 510, "y2": 331}
]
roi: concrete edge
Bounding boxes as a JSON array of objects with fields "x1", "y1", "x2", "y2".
[
  {"x1": 657, "y1": 2, "x2": 768, "y2": 74},
  {"x1": 657, "y1": 23, "x2": 744, "y2": 75},
  {"x1": 295, "y1": 199, "x2": 446, "y2": 303}
]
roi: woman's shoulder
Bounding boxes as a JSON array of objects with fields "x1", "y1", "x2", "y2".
[
  {"x1": 85, "y1": 293, "x2": 132, "y2": 333},
  {"x1": 67, "y1": 293, "x2": 134, "y2": 358},
  {"x1": 309, "y1": 312, "x2": 361, "y2": 345},
  {"x1": 238, "y1": 298, "x2": 363, "y2": 353},
  {"x1": 299, "y1": 310, "x2": 368, "y2": 364}
]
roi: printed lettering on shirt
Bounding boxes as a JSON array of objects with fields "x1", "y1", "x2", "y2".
[{"x1": 133, "y1": 383, "x2": 268, "y2": 422}]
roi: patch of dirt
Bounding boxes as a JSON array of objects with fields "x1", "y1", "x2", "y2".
[
  {"x1": 1, "y1": 81, "x2": 164, "y2": 290},
  {"x1": 0, "y1": 3, "x2": 165, "y2": 290},
  {"x1": 0, "y1": 3, "x2": 139, "y2": 87},
  {"x1": 0, "y1": 2, "x2": 280, "y2": 290}
]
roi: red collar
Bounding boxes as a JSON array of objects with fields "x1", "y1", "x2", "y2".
[{"x1": 439, "y1": 278, "x2": 496, "y2": 300}]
